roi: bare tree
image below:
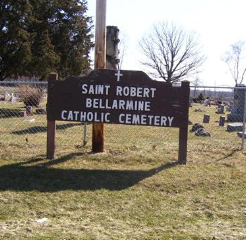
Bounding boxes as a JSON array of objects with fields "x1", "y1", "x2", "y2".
[
  {"x1": 192, "y1": 74, "x2": 203, "y2": 97},
  {"x1": 139, "y1": 21, "x2": 205, "y2": 83},
  {"x1": 118, "y1": 32, "x2": 129, "y2": 70},
  {"x1": 222, "y1": 41, "x2": 246, "y2": 86}
]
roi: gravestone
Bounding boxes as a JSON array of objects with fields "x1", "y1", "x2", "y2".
[
  {"x1": 227, "y1": 84, "x2": 246, "y2": 122},
  {"x1": 203, "y1": 114, "x2": 210, "y2": 123},
  {"x1": 4, "y1": 92, "x2": 9, "y2": 101},
  {"x1": 194, "y1": 108, "x2": 204, "y2": 112},
  {"x1": 216, "y1": 104, "x2": 224, "y2": 114},
  {"x1": 26, "y1": 106, "x2": 33, "y2": 115},
  {"x1": 195, "y1": 128, "x2": 211, "y2": 137},
  {"x1": 219, "y1": 116, "x2": 225, "y2": 126},
  {"x1": 20, "y1": 111, "x2": 27, "y2": 117},
  {"x1": 9, "y1": 96, "x2": 16, "y2": 103},
  {"x1": 190, "y1": 123, "x2": 204, "y2": 132},
  {"x1": 227, "y1": 123, "x2": 243, "y2": 132},
  {"x1": 190, "y1": 123, "x2": 210, "y2": 136},
  {"x1": 238, "y1": 132, "x2": 246, "y2": 138},
  {"x1": 226, "y1": 106, "x2": 231, "y2": 112}
]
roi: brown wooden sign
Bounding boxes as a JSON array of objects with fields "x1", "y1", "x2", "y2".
[
  {"x1": 47, "y1": 69, "x2": 189, "y2": 127},
  {"x1": 47, "y1": 70, "x2": 190, "y2": 164}
]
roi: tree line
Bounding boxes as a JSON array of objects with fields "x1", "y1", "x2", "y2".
[
  {"x1": 0, "y1": 0, "x2": 93, "y2": 80},
  {"x1": 1, "y1": 1, "x2": 245, "y2": 85}
]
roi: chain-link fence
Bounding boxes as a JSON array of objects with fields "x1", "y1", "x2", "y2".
[{"x1": 0, "y1": 81, "x2": 245, "y2": 162}]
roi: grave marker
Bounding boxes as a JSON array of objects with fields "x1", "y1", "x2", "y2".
[
  {"x1": 228, "y1": 85, "x2": 246, "y2": 122},
  {"x1": 219, "y1": 116, "x2": 225, "y2": 126},
  {"x1": 216, "y1": 105, "x2": 224, "y2": 114},
  {"x1": 203, "y1": 114, "x2": 210, "y2": 123},
  {"x1": 26, "y1": 106, "x2": 32, "y2": 115}
]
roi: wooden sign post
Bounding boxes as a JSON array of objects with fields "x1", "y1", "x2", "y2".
[
  {"x1": 92, "y1": 0, "x2": 107, "y2": 152},
  {"x1": 47, "y1": 69, "x2": 190, "y2": 164},
  {"x1": 47, "y1": 73, "x2": 58, "y2": 159}
]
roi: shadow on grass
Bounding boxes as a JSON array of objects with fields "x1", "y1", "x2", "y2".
[
  {"x1": 12, "y1": 123, "x2": 84, "y2": 135},
  {"x1": 0, "y1": 108, "x2": 23, "y2": 118},
  {"x1": 215, "y1": 148, "x2": 240, "y2": 162},
  {"x1": 0, "y1": 153, "x2": 178, "y2": 192}
]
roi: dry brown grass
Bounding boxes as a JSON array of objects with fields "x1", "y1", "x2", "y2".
[{"x1": 1, "y1": 102, "x2": 246, "y2": 239}]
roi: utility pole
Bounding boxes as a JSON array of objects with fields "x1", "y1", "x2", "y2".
[{"x1": 92, "y1": 0, "x2": 107, "y2": 152}]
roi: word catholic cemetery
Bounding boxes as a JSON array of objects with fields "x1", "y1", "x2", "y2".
[
  {"x1": 47, "y1": 69, "x2": 190, "y2": 163},
  {"x1": 47, "y1": 69, "x2": 189, "y2": 127}
]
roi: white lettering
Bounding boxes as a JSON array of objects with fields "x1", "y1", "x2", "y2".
[
  {"x1": 141, "y1": 115, "x2": 147, "y2": 124},
  {"x1": 148, "y1": 115, "x2": 154, "y2": 125},
  {"x1": 150, "y1": 88, "x2": 156, "y2": 98},
  {"x1": 112, "y1": 99, "x2": 118, "y2": 109},
  {"x1": 143, "y1": 88, "x2": 150, "y2": 97},
  {"x1": 85, "y1": 98, "x2": 151, "y2": 112},
  {"x1": 97, "y1": 85, "x2": 104, "y2": 94},
  {"x1": 119, "y1": 100, "x2": 125, "y2": 109},
  {"x1": 160, "y1": 116, "x2": 167, "y2": 126},
  {"x1": 116, "y1": 114, "x2": 174, "y2": 126},
  {"x1": 60, "y1": 111, "x2": 174, "y2": 127},
  {"x1": 168, "y1": 116, "x2": 174, "y2": 126},
  {"x1": 130, "y1": 87, "x2": 136, "y2": 97},
  {"x1": 80, "y1": 112, "x2": 87, "y2": 121},
  {"x1": 81, "y1": 84, "x2": 88, "y2": 94},
  {"x1": 144, "y1": 101, "x2": 151, "y2": 111},
  {"x1": 104, "y1": 85, "x2": 110, "y2": 95},
  {"x1": 87, "y1": 112, "x2": 93, "y2": 121},
  {"x1": 154, "y1": 116, "x2": 160, "y2": 125},
  {"x1": 132, "y1": 114, "x2": 140, "y2": 124},
  {"x1": 116, "y1": 86, "x2": 156, "y2": 98},
  {"x1": 119, "y1": 114, "x2": 124, "y2": 123},
  {"x1": 126, "y1": 100, "x2": 133, "y2": 110},
  {"x1": 61, "y1": 110, "x2": 67, "y2": 120},
  {"x1": 123, "y1": 87, "x2": 130, "y2": 96},
  {"x1": 82, "y1": 84, "x2": 110, "y2": 95},
  {"x1": 136, "y1": 88, "x2": 143, "y2": 97},
  {"x1": 86, "y1": 98, "x2": 92, "y2": 108},
  {"x1": 93, "y1": 99, "x2": 99, "y2": 108},
  {"x1": 125, "y1": 114, "x2": 131, "y2": 124},
  {"x1": 73, "y1": 111, "x2": 79, "y2": 121},
  {"x1": 116, "y1": 86, "x2": 122, "y2": 96},
  {"x1": 105, "y1": 113, "x2": 110, "y2": 122},
  {"x1": 138, "y1": 101, "x2": 144, "y2": 111},
  {"x1": 88, "y1": 85, "x2": 94, "y2": 94},
  {"x1": 67, "y1": 111, "x2": 73, "y2": 121}
]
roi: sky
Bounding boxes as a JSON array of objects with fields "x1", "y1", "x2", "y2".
[{"x1": 87, "y1": 0, "x2": 246, "y2": 86}]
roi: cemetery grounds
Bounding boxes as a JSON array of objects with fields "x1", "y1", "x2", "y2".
[{"x1": 0, "y1": 84, "x2": 246, "y2": 239}]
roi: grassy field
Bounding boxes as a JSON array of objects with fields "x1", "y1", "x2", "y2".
[{"x1": 0, "y1": 101, "x2": 246, "y2": 239}]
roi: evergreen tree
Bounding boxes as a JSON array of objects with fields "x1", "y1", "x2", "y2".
[
  {"x1": 0, "y1": 0, "x2": 93, "y2": 80},
  {"x1": 0, "y1": 0, "x2": 32, "y2": 80}
]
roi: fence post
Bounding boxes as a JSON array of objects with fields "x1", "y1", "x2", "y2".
[
  {"x1": 83, "y1": 123, "x2": 87, "y2": 146},
  {"x1": 178, "y1": 81, "x2": 190, "y2": 164},
  {"x1": 178, "y1": 127, "x2": 188, "y2": 164},
  {"x1": 241, "y1": 88, "x2": 246, "y2": 149}
]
